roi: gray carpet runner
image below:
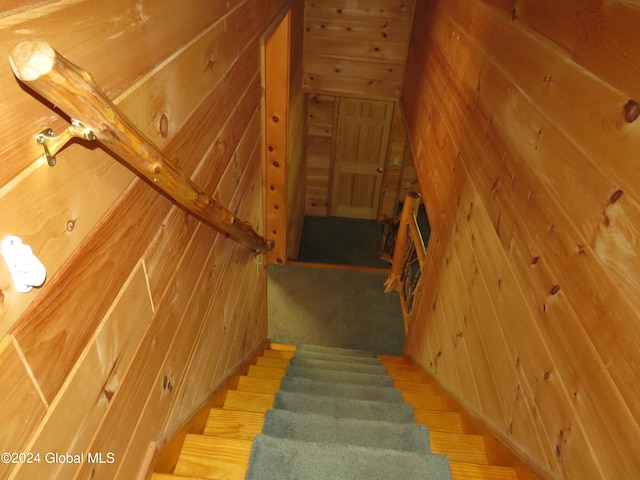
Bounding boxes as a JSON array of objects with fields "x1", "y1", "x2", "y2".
[{"x1": 245, "y1": 344, "x2": 452, "y2": 480}]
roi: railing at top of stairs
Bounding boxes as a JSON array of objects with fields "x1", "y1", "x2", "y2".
[
  {"x1": 383, "y1": 192, "x2": 426, "y2": 333},
  {"x1": 9, "y1": 39, "x2": 274, "y2": 254}
]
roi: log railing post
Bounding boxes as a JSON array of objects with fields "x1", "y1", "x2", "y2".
[
  {"x1": 384, "y1": 191, "x2": 422, "y2": 293},
  {"x1": 9, "y1": 39, "x2": 274, "y2": 254}
]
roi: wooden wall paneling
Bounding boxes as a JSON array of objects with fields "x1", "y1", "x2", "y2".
[
  {"x1": 114, "y1": 236, "x2": 229, "y2": 479},
  {"x1": 8, "y1": 37, "x2": 261, "y2": 405},
  {"x1": 0, "y1": 0, "x2": 229, "y2": 188},
  {"x1": 0, "y1": 1, "x2": 254, "y2": 338},
  {"x1": 286, "y1": 67, "x2": 309, "y2": 260},
  {"x1": 378, "y1": 102, "x2": 406, "y2": 219},
  {"x1": 303, "y1": 54, "x2": 405, "y2": 99},
  {"x1": 0, "y1": 335, "x2": 47, "y2": 480},
  {"x1": 407, "y1": 64, "x2": 548, "y2": 464},
  {"x1": 512, "y1": 0, "x2": 640, "y2": 100},
  {"x1": 442, "y1": 0, "x2": 640, "y2": 314},
  {"x1": 435, "y1": 2, "x2": 640, "y2": 475},
  {"x1": 0, "y1": 2, "x2": 237, "y2": 334},
  {"x1": 303, "y1": 0, "x2": 415, "y2": 100},
  {"x1": 9, "y1": 261, "x2": 154, "y2": 480},
  {"x1": 404, "y1": 0, "x2": 553, "y2": 472},
  {"x1": 88, "y1": 60, "x2": 270, "y2": 479},
  {"x1": 406, "y1": 0, "x2": 640, "y2": 476},
  {"x1": 11, "y1": 179, "x2": 172, "y2": 404},
  {"x1": 305, "y1": 94, "x2": 337, "y2": 215},
  {"x1": 161, "y1": 117, "x2": 266, "y2": 434},
  {"x1": 449, "y1": 213, "x2": 512, "y2": 427},
  {"x1": 73, "y1": 220, "x2": 216, "y2": 480},
  {"x1": 0, "y1": 149, "x2": 134, "y2": 339}
]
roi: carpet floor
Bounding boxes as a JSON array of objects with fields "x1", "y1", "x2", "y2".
[
  {"x1": 296, "y1": 215, "x2": 390, "y2": 268},
  {"x1": 267, "y1": 264, "x2": 405, "y2": 355}
]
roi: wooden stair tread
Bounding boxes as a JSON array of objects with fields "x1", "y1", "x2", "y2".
[
  {"x1": 237, "y1": 375, "x2": 281, "y2": 394},
  {"x1": 449, "y1": 461, "x2": 518, "y2": 480},
  {"x1": 157, "y1": 348, "x2": 531, "y2": 480},
  {"x1": 402, "y1": 392, "x2": 451, "y2": 411},
  {"x1": 430, "y1": 431, "x2": 488, "y2": 465},
  {"x1": 261, "y1": 349, "x2": 295, "y2": 360},
  {"x1": 247, "y1": 364, "x2": 287, "y2": 379},
  {"x1": 255, "y1": 356, "x2": 290, "y2": 369},
  {"x1": 204, "y1": 408, "x2": 265, "y2": 440},
  {"x1": 385, "y1": 367, "x2": 435, "y2": 382},
  {"x1": 174, "y1": 435, "x2": 252, "y2": 480},
  {"x1": 223, "y1": 389, "x2": 274, "y2": 413},
  {"x1": 152, "y1": 474, "x2": 210, "y2": 479},
  {"x1": 414, "y1": 409, "x2": 465, "y2": 433},
  {"x1": 393, "y1": 379, "x2": 438, "y2": 395},
  {"x1": 376, "y1": 354, "x2": 406, "y2": 364},
  {"x1": 269, "y1": 343, "x2": 296, "y2": 352}
]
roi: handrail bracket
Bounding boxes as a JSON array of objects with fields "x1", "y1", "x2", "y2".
[{"x1": 35, "y1": 119, "x2": 96, "y2": 166}]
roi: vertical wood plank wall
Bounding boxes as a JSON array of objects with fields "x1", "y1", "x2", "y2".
[
  {"x1": 402, "y1": 0, "x2": 640, "y2": 479},
  {"x1": 301, "y1": 0, "x2": 417, "y2": 220},
  {"x1": 0, "y1": 1, "x2": 304, "y2": 479}
]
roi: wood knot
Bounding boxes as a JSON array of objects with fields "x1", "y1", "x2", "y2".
[
  {"x1": 608, "y1": 189, "x2": 624, "y2": 204},
  {"x1": 624, "y1": 99, "x2": 640, "y2": 123},
  {"x1": 159, "y1": 114, "x2": 169, "y2": 138}
]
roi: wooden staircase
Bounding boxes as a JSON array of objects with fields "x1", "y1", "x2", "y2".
[{"x1": 152, "y1": 344, "x2": 537, "y2": 480}]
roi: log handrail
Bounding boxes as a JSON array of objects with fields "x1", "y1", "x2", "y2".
[
  {"x1": 9, "y1": 39, "x2": 274, "y2": 254},
  {"x1": 384, "y1": 192, "x2": 426, "y2": 332}
]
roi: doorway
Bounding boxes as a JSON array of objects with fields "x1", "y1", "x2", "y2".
[{"x1": 330, "y1": 97, "x2": 394, "y2": 220}]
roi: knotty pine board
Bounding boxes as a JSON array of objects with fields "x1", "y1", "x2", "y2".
[
  {"x1": 74, "y1": 220, "x2": 217, "y2": 480},
  {"x1": 504, "y1": 0, "x2": 640, "y2": 99},
  {"x1": 9, "y1": 262, "x2": 154, "y2": 480},
  {"x1": 0, "y1": 0, "x2": 230, "y2": 187},
  {"x1": 437, "y1": 0, "x2": 640, "y2": 313},
  {"x1": 428, "y1": 0, "x2": 637, "y2": 454},
  {"x1": 0, "y1": 1, "x2": 259, "y2": 337},
  {"x1": 286, "y1": 67, "x2": 309, "y2": 260},
  {"x1": 305, "y1": 94, "x2": 337, "y2": 215},
  {"x1": 378, "y1": 102, "x2": 409, "y2": 219},
  {"x1": 10, "y1": 1, "x2": 271, "y2": 403},
  {"x1": 0, "y1": 336, "x2": 47, "y2": 480},
  {"x1": 303, "y1": 0, "x2": 415, "y2": 100},
  {"x1": 424, "y1": 33, "x2": 640, "y2": 475},
  {"x1": 121, "y1": 114, "x2": 268, "y2": 477},
  {"x1": 405, "y1": 0, "x2": 640, "y2": 477},
  {"x1": 2, "y1": 2, "x2": 301, "y2": 480}
]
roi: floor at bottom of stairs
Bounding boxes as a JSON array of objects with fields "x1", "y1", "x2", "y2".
[{"x1": 153, "y1": 344, "x2": 520, "y2": 480}]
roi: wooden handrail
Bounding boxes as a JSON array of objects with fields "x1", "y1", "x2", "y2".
[
  {"x1": 384, "y1": 191, "x2": 424, "y2": 293},
  {"x1": 384, "y1": 192, "x2": 426, "y2": 333},
  {"x1": 9, "y1": 39, "x2": 274, "y2": 254}
]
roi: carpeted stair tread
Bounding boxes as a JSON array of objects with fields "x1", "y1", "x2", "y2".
[
  {"x1": 273, "y1": 390, "x2": 415, "y2": 423},
  {"x1": 288, "y1": 356, "x2": 388, "y2": 375},
  {"x1": 262, "y1": 408, "x2": 431, "y2": 452},
  {"x1": 245, "y1": 434, "x2": 451, "y2": 480},
  {"x1": 290, "y1": 349, "x2": 383, "y2": 365},
  {"x1": 279, "y1": 375, "x2": 403, "y2": 403},
  {"x1": 295, "y1": 343, "x2": 376, "y2": 357},
  {"x1": 286, "y1": 365, "x2": 394, "y2": 387}
]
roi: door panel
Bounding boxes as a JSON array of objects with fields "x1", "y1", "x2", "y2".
[{"x1": 331, "y1": 98, "x2": 394, "y2": 219}]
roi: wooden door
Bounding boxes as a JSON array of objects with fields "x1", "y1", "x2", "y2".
[{"x1": 331, "y1": 98, "x2": 394, "y2": 219}]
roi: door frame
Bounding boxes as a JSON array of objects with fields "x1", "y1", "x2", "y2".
[{"x1": 261, "y1": 6, "x2": 291, "y2": 264}]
